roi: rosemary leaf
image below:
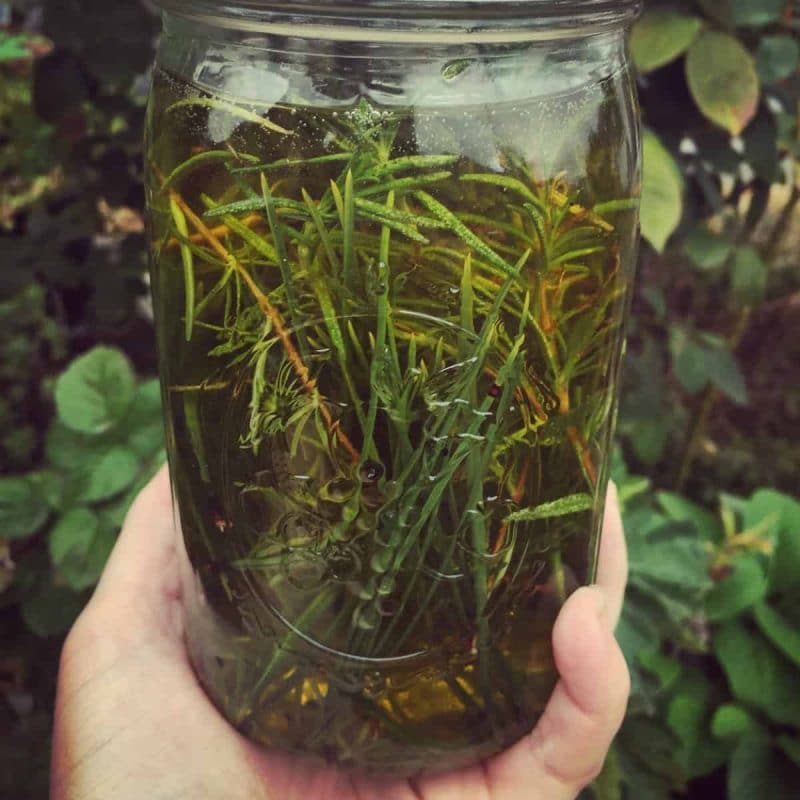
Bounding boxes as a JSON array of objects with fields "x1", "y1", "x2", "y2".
[
  {"x1": 550, "y1": 246, "x2": 606, "y2": 267},
  {"x1": 222, "y1": 214, "x2": 278, "y2": 263},
  {"x1": 505, "y1": 493, "x2": 594, "y2": 523},
  {"x1": 593, "y1": 198, "x2": 639, "y2": 215},
  {"x1": 343, "y1": 170, "x2": 355, "y2": 291},
  {"x1": 460, "y1": 173, "x2": 538, "y2": 204},
  {"x1": 169, "y1": 196, "x2": 196, "y2": 341},
  {"x1": 415, "y1": 191, "x2": 516, "y2": 276},
  {"x1": 358, "y1": 171, "x2": 453, "y2": 198},
  {"x1": 301, "y1": 188, "x2": 341, "y2": 275},
  {"x1": 204, "y1": 195, "x2": 306, "y2": 219},
  {"x1": 162, "y1": 150, "x2": 258, "y2": 192},
  {"x1": 168, "y1": 97, "x2": 293, "y2": 135},
  {"x1": 231, "y1": 152, "x2": 353, "y2": 174},
  {"x1": 355, "y1": 196, "x2": 448, "y2": 229},
  {"x1": 369, "y1": 154, "x2": 459, "y2": 176},
  {"x1": 259, "y1": 174, "x2": 303, "y2": 347}
]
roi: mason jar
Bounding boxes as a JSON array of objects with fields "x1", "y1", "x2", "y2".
[{"x1": 145, "y1": 0, "x2": 641, "y2": 776}]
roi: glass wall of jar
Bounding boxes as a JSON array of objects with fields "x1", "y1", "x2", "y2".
[{"x1": 145, "y1": 0, "x2": 641, "y2": 776}]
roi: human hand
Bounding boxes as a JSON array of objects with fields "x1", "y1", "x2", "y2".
[{"x1": 51, "y1": 467, "x2": 629, "y2": 800}]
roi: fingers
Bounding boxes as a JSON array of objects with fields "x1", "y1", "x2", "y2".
[
  {"x1": 83, "y1": 465, "x2": 185, "y2": 647},
  {"x1": 484, "y1": 587, "x2": 630, "y2": 800},
  {"x1": 596, "y1": 481, "x2": 628, "y2": 628}
]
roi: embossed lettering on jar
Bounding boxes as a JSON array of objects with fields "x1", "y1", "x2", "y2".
[{"x1": 145, "y1": 0, "x2": 642, "y2": 776}]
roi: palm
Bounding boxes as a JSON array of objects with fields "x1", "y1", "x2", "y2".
[{"x1": 52, "y1": 469, "x2": 629, "y2": 800}]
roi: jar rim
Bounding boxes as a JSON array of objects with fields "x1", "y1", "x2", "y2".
[{"x1": 156, "y1": 1, "x2": 641, "y2": 41}]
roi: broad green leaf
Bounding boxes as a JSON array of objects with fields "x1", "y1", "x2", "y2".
[
  {"x1": 55, "y1": 347, "x2": 137, "y2": 435},
  {"x1": 712, "y1": 704, "x2": 755, "y2": 739},
  {"x1": 0, "y1": 33, "x2": 30, "y2": 62},
  {"x1": 123, "y1": 380, "x2": 165, "y2": 457},
  {"x1": 667, "y1": 668, "x2": 730, "y2": 779},
  {"x1": 506, "y1": 493, "x2": 593, "y2": 523},
  {"x1": 78, "y1": 446, "x2": 141, "y2": 504},
  {"x1": 631, "y1": 10, "x2": 703, "y2": 73},
  {"x1": 49, "y1": 508, "x2": 116, "y2": 591},
  {"x1": 731, "y1": 0, "x2": 787, "y2": 27},
  {"x1": 729, "y1": 729, "x2": 799, "y2": 800},
  {"x1": 641, "y1": 129, "x2": 683, "y2": 253},
  {"x1": 639, "y1": 649, "x2": 682, "y2": 691},
  {"x1": 715, "y1": 620, "x2": 800, "y2": 725},
  {"x1": 744, "y1": 489, "x2": 799, "y2": 537},
  {"x1": 754, "y1": 603, "x2": 800, "y2": 669},
  {"x1": 669, "y1": 327, "x2": 709, "y2": 394},
  {"x1": 673, "y1": 330, "x2": 749, "y2": 405},
  {"x1": 0, "y1": 477, "x2": 50, "y2": 540},
  {"x1": 616, "y1": 718, "x2": 681, "y2": 799},
  {"x1": 684, "y1": 227, "x2": 732, "y2": 270},
  {"x1": 656, "y1": 492, "x2": 721, "y2": 541},
  {"x1": 732, "y1": 245, "x2": 768, "y2": 306},
  {"x1": 686, "y1": 32, "x2": 760, "y2": 136},
  {"x1": 45, "y1": 421, "x2": 115, "y2": 471},
  {"x1": 628, "y1": 417, "x2": 670, "y2": 465},
  {"x1": 757, "y1": 35, "x2": 800, "y2": 84},
  {"x1": 29, "y1": 470, "x2": 64, "y2": 512},
  {"x1": 704, "y1": 343, "x2": 749, "y2": 406},
  {"x1": 629, "y1": 528, "x2": 711, "y2": 590},
  {"x1": 706, "y1": 556, "x2": 769, "y2": 621},
  {"x1": 592, "y1": 748, "x2": 622, "y2": 800},
  {"x1": 616, "y1": 475, "x2": 652, "y2": 507},
  {"x1": 49, "y1": 508, "x2": 97, "y2": 566},
  {"x1": 762, "y1": 492, "x2": 800, "y2": 594},
  {"x1": 21, "y1": 581, "x2": 86, "y2": 637},
  {"x1": 617, "y1": 598, "x2": 662, "y2": 664}
]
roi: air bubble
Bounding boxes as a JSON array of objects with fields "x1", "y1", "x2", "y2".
[{"x1": 359, "y1": 460, "x2": 385, "y2": 484}]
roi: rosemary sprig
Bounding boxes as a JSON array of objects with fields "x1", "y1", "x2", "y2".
[{"x1": 149, "y1": 86, "x2": 634, "y2": 761}]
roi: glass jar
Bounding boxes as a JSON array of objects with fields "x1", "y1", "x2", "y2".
[{"x1": 145, "y1": 0, "x2": 641, "y2": 776}]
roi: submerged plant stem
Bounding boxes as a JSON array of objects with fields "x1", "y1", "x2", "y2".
[
  {"x1": 147, "y1": 72, "x2": 637, "y2": 773},
  {"x1": 169, "y1": 187, "x2": 360, "y2": 462}
]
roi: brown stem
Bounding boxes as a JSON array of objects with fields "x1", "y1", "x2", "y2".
[
  {"x1": 674, "y1": 385, "x2": 718, "y2": 493},
  {"x1": 558, "y1": 385, "x2": 598, "y2": 489},
  {"x1": 169, "y1": 189, "x2": 361, "y2": 463},
  {"x1": 166, "y1": 213, "x2": 263, "y2": 251},
  {"x1": 567, "y1": 426, "x2": 598, "y2": 486},
  {"x1": 539, "y1": 279, "x2": 554, "y2": 335},
  {"x1": 492, "y1": 456, "x2": 530, "y2": 557},
  {"x1": 540, "y1": 265, "x2": 598, "y2": 490}
]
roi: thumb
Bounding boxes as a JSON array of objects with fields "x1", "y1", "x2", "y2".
[
  {"x1": 483, "y1": 587, "x2": 630, "y2": 799},
  {"x1": 82, "y1": 464, "x2": 186, "y2": 650}
]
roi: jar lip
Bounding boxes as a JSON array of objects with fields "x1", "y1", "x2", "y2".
[{"x1": 156, "y1": 1, "x2": 641, "y2": 40}]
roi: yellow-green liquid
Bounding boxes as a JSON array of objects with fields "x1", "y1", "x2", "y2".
[{"x1": 146, "y1": 64, "x2": 637, "y2": 774}]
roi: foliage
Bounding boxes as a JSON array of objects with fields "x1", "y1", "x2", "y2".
[
  {"x1": 585, "y1": 462, "x2": 800, "y2": 800},
  {"x1": 0, "y1": 0, "x2": 798, "y2": 797},
  {"x1": 624, "y1": 0, "x2": 800, "y2": 502},
  {"x1": 594, "y1": 1, "x2": 800, "y2": 797},
  {"x1": 2, "y1": 344, "x2": 163, "y2": 628}
]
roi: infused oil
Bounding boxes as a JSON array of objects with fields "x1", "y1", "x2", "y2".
[{"x1": 146, "y1": 58, "x2": 638, "y2": 774}]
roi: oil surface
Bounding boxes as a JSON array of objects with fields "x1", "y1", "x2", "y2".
[{"x1": 146, "y1": 63, "x2": 638, "y2": 774}]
